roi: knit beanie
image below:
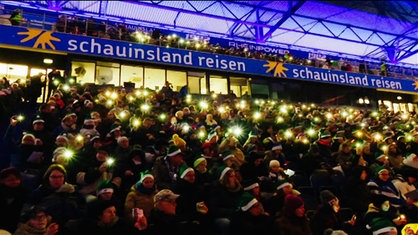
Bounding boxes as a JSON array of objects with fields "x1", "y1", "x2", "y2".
[
  {"x1": 135, "y1": 170, "x2": 154, "y2": 189},
  {"x1": 222, "y1": 151, "x2": 235, "y2": 161},
  {"x1": 320, "y1": 190, "x2": 337, "y2": 205},
  {"x1": 172, "y1": 134, "x2": 186, "y2": 149},
  {"x1": 239, "y1": 192, "x2": 258, "y2": 211},
  {"x1": 403, "y1": 153, "x2": 418, "y2": 169},
  {"x1": 179, "y1": 165, "x2": 194, "y2": 179},
  {"x1": 217, "y1": 165, "x2": 232, "y2": 181},
  {"x1": 193, "y1": 157, "x2": 206, "y2": 168},
  {"x1": 97, "y1": 179, "x2": 114, "y2": 196},
  {"x1": 276, "y1": 179, "x2": 292, "y2": 191},
  {"x1": 369, "y1": 217, "x2": 397, "y2": 235},
  {"x1": 283, "y1": 194, "x2": 304, "y2": 214},
  {"x1": 242, "y1": 179, "x2": 259, "y2": 191}
]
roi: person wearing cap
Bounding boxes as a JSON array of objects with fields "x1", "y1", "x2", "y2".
[
  {"x1": 363, "y1": 193, "x2": 407, "y2": 233},
  {"x1": 71, "y1": 147, "x2": 116, "y2": 201},
  {"x1": 229, "y1": 192, "x2": 273, "y2": 235},
  {"x1": 51, "y1": 114, "x2": 77, "y2": 140},
  {"x1": 0, "y1": 167, "x2": 27, "y2": 233},
  {"x1": 263, "y1": 179, "x2": 299, "y2": 217},
  {"x1": 367, "y1": 166, "x2": 405, "y2": 209},
  {"x1": 310, "y1": 190, "x2": 355, "y2": 235},
  {"x1": 172, "y1": 165, "x2": 210, "y2": 229},
  {"x1": 193, "y1": 156, "x2": 211, "y2": 187},
  {"x1": 124, "y1": 171, "x2": 157, "y2": 220},
  {"x1": 14, "y1": 205, "x2": 59, "y2": 235},
  {"x1": 341, "y1": 165, "x2": 371, "y2": 216},
  {"x1": 368, "y1": 217, "x2": 398, "y2": 235},
  {"x1": 79, "y1": 199, "x2": 147, "y2": 235},
  {"x1": 29, "y1": 164, "x2": 81, "y2": 231},
  {"x1": 315, "y1": 129, "x2": 333, "y2": 167},
  {"x1": 113, "y1": 145, "x2": 151, "y2": 196},
  {"x1": 148, "y1": 189, "x2": 198, "y2": 235},
  {"x1": 335, "y1": 140, "x2": 355, "y2": 174},
  {"x1": 264, "y1": 142, "x2": 286, "y2": 168},
  {"x1": 79, "y1": 119, "x2": 100, "y2": 138},
  {"x1": 275, "y1": 194, "x2": 312, "y2": 235},
  {"x1": 152, "y1": 145, "x2": 186, "y2": 190},
  {"x1": 239, "y1": 151, "x2": 268, "y2": 181},
  {"x1": 207, "y1": 165, "x2": 243, "y2": 235},
  {"x1": 218, "y1": 134, "x2": 246, "y2": 166}
]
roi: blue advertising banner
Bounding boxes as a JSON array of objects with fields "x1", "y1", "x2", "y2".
[{"x1": 0, "y1": 25, "x2": 417, "y2": 93}]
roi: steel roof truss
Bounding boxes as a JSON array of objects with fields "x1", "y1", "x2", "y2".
[{"x1": 261, "y1": 0, "x2": 306, "y2": 42}]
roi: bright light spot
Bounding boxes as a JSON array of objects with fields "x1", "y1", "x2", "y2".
[
  {"x1": 63, "y1": 149, "x2": 73, "y2": 159},
  {"x1": 141, "y1": 103, "x2": 150, "y2": 112},
  {"x1": 374, "y1": 133, "x2": 382, "y2": 141},
  {"x1": 253, "y1": 111, "x2": 262, "y2": 120},
  {"x1": 159, "y1": 113, "x2": 167, "y2": 121},
  {"x1": 198, "y1": 131, "x2": 205, "y2": 139},
  {"x1": 284, "y1": 129, "x2": 293, "y2": 139},
  {"x1": 75, "y1": 134, "x2": 84, "y2": 142},
  {"x1": 325, "y1": 113, "x2": 333, "y2": 120},
  {"x1": 199, "y1": 100, "x2": 209, "y2": 110},
  {"x1": 62, "y1": 84, "x2": 70, "y2": 91},
  {"x1": 106, "y1": 158, "x2": 115, "y2": 166},
  {"x1": 306, "y1": 128, "x2": 316, "y2": 137},
  {"x1": 132, "y1": 119, "x2": 140, "y2": 127}
]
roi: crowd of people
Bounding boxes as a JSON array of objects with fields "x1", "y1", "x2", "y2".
[{"x1": 0, "y1": 74, "x2": 417, "y2": 235}]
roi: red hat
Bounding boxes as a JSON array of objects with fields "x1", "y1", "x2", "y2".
[
  {"x1": 284, "y1": 194, "x2": 304, "y2": 215},
  {"x1": 202, "y1": 142, "x2": 212, "y2": 149}
]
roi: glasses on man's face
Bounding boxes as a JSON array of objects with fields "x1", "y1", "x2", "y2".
[
  {"x1": 32, "y1": 214, "x2": 47, "y2": 221},
  {"x1": 49, "y1": 174, "x2": 64, "y2": 179}
]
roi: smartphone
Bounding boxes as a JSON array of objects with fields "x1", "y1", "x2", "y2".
[{"x1": 132, "y1": 208, "x2": 144, "y2": 219}]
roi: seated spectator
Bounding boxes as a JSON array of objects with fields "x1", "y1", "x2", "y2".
[
  {"x1": 14, "y1": 205, "x2": 59, "y2": 235},
  {"x1": 367, "y1": 166, "x2": 405, "y2": 209},
  {"x1": 148, "y1": 189, "x2": 199, "y2": 235},
  {"x1": 275, "y1": 194, "x2": 312, "y2": 235},
  {"x1": 124, "y1": 171, "x2": 158, "y2": 221},
  {"x1": 310, "y1": 190, "x2": 355, "y2": 235},
  {"x1": 0, "y1": 167, "x2": 27, "y2": 233},
  {"x1": 152, "y1": 145, "x2": 186, "y2": 190},
  {"x1": 229, "y1": 192, "x2": 274, "y2": 235},
  {"x1": 172, "y1": 166, "x2": 209, "y2": 226},
  {"x1": 207, "y1": 166, "x2": 243, "y2": 235},
  {"x1": 30, "y1": 164, "x2": 82, "y2": 231},
  {"x1": 78, "y1": 200, "x2": 146, "y2": 235}
]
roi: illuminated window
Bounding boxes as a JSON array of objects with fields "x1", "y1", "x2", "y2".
[
  {"x1": 96, "y1": 61, "x2": 120, "y2": 86},
  {"x1": 1, "y1": 64, "x2": 29, "y2": 82},
  {"x1": 121, "y1": 65, "x2": 143, "y2": 89},
  {"x1": 209, "y1": 75, "x2": 227, "y2": 95},
  {"x1": 144, "y1": 67, "x2": 165, "y2": 91},
  {"x1": 230, "y1": 77, "x2": 248, "y2": 97},
  {"x1": 167, "y1": 70, "x2": 186, "y2": 92},
  {"x1": 188, "y1": 71, "x2": 206, "y2": 94},
  {"x1": 71, "y1": 61, "x2": 95, "y2": 84}
]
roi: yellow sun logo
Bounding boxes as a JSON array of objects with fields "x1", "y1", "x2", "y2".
[
  {"x1": 17, "y1": 29, "x2": 61, "y2": 50},
  {"x1": 263, "y1": 61, "x2": 288, "y2": 77},
  {"x1": 414, "y1": 80, "x2": 418, "y2": 90}
]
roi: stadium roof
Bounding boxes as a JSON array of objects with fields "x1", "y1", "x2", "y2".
[{"x1": 2, "y1": 0, "x2": 418, "y2": 65}]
